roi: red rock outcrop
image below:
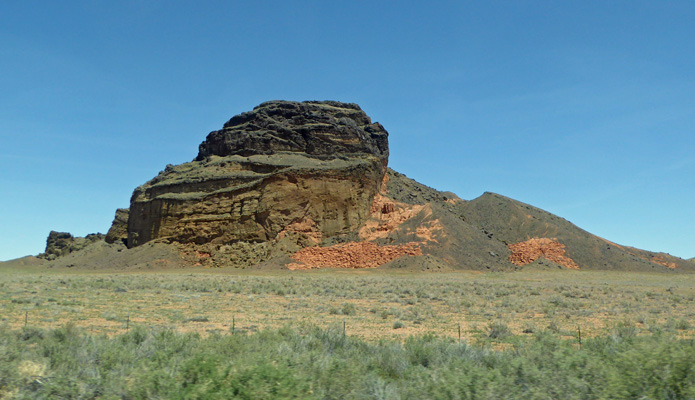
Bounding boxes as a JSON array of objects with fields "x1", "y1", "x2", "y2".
[
  {"x1": 358, "y1": 194, "x2": 426, "y2": 241},
  {"x1": 288, "y1": 241, "x2": 422, "y2": 269},
  {"x1": 508, "y1": 238, "x2": 579, "y2": 269}
]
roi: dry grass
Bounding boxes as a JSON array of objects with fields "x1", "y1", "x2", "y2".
[{"x1": 1, "y1": 267, "x2": 694, "y2": 344}]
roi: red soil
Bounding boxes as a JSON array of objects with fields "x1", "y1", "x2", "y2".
[
  {"x1": 508, "y1": 238, "x2": 580, "y2": 269},
  {"x1": 288, "y1": 241, "x2": 422, "y2": 270}
]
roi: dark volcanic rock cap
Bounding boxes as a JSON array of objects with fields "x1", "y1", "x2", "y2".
[{"x1": 196, "y1": 100, "x2": 389, "y2": 162}]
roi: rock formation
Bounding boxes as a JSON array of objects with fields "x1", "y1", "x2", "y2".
[
  {"x1": 115, "y1": 101, "x2": 390, "y2": 266},
  {"x1": 105, "y1": 208, "x2": 129, "y2": 245},
  {"x1": 36, "y1": 99, "x2": 690, "y2": 272},
  {"x1": 38, "y1": 231, "x2": 104, "y2": 261},
  {"x1": 508, "y1": 238, "x2": 579, "y2": 269}
]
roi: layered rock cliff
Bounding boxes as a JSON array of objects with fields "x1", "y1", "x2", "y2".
[{"x1": 110, "y1": 101, "x2": 390, "y2": 266}]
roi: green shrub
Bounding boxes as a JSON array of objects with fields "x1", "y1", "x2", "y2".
[
  {"x1": 675, "y1": 318, "x2": 691, "y2": 330},
  {"x1": 174, "y1": 354, "x2": 314, "y2": 399},
  {"x1": 341, "y1": 303, "x2": 356, "y2": 316},
  {"x1": 487, "y1": 321, "x2": 511, "y2": 339},
  {"x1": 613, "y1": 319, "x2": 637, "y2": 339},
  {"x1": 327, "y1": 303, "x2": 356, "y2": 316},
  {"x1": 522, "y1": 321, "x2": 536, "y2": 334}
]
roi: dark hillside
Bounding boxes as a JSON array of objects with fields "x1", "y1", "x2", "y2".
[
  {"x1": 461, "y1": 193, "x2": 692, "y2": 271},
  {"x1": 382, "y1": 170, "x2": 510, "y2": 270}
]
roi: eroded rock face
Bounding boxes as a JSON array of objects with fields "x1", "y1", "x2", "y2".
[
  {"x1": 105, "y1": 208, "x2": 129, "y2": 245},
  {"x1": 38, "y1": 231, "x2": 104, "y2": 260},
  {"x1": 122, "y1": 101, "x2": 389, "y2": 265}
]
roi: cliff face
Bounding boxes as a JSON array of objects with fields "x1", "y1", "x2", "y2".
[{"x1": 117, "y1": 101, "x2": 389, "y2": 265}]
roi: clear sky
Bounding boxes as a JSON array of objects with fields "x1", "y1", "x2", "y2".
[{"x1": 1, "y1": 1, "x2": 693, "y2": 261}]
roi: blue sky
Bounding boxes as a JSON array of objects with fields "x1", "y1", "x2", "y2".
[{"x1": 1, "y1": 1, "x2": 693, "y2": 261}]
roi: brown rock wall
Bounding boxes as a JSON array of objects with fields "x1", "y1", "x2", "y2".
[
  {"x1": 128, "y1": 169, "x2": 380, "y2": 247},
  {"x1": 118, "y1": 101, "x2": 390, "y2": 268}
]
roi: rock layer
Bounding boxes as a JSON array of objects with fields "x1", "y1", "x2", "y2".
[{"x1": 121, "y1": 101, "x2": 389, "y2": 266}]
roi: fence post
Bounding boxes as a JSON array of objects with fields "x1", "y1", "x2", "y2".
[
  {"x1": 578, "y1": 325, "x2": 581, "y2": 349},
  {"x1": 126, "y1": 314, "x2": 130, "y2": 332},
  {"x1": 232, "y1": 315, "x2": 235, "y2": 333},
  {"x1": 25, "y1": 311, "x2": 28, "y2": 327},
  {"x1": 343, "y1": 319, "x2": 346, "y2": 337},
  {"x1": 458, "y1": 323, "x2": 461, "y2": 344}
]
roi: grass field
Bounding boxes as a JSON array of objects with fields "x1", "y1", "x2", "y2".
[
  {"x1": 2, "y1": 268, "x2": 694, "y2": 344},
  {"x1": 3, "y1": 267, "x2": 695, "y2": 398}
]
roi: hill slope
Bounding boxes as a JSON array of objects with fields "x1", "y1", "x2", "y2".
[{"x1": 460, "y1": 192, "x2": 690, "y2": 271}]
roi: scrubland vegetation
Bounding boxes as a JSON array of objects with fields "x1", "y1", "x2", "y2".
[
  {"x1": 2, "y1": 322, "x2": 695, "y2": 399},
  {"x1": 1, "y1": 268, "x2": 695, "y2": 398},
  {"x1": 2, "y1": 270, "x2": 694, "y2": 342}
]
